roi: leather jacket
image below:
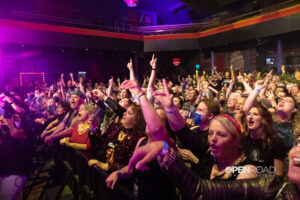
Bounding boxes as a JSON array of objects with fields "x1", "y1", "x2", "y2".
[{"x1": 163, "y1": 157, "x2": 300, "y2": 200}]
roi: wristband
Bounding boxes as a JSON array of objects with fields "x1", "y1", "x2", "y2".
[
  {"x1": 158, "y1": 148, "x2": 176, "y2": 169},
  {"x1": 137, "y1": 93, "x2": 145, "y2": 101},
  {"x1": 254, "y1": 88, "x2": 261, "y2": 93},
  {"x1": 130, "y1": 69, "x2": 134, "y2": 72},
  {"x1": 152, "y1": 68, "x2": 156, "y2": 71},
  {"x1": 159, "y1": 142, "x2": 168, "y2": 157}
]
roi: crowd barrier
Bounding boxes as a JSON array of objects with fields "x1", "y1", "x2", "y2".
[{"x1": 49, "y1": 145, "x2": 137, "y2": 200}]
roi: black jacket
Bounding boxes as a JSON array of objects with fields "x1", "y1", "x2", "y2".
[{"x1": 164, "y1": 156, "x2": 300, "y2": 200}]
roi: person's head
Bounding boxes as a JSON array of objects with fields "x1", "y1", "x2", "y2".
[
  {"x1": 227, "y1": 93, "x2": 240, "y2": 110},
  {"x1": 235, "y1": 97, "x2": 246, "y2": 115},
  {"x1": 173, "y1": 96, "x2": 183, "y2": 110},
  {"x1": 277, "y1": 96, "x2": 298, "y2": 118},
  {"x1": 295, "y1": 91, "x2": 300, "y2": 104},
  {"x1": 188, "y1": 89, "x2": 198, "y2": 102},
  {"x1": 267, "y1": 82, "x2": 276, "y2": 93},
  {"x1": 78, "y1": 103, "x2": 96, "y2": 122},
  {"x1": 119, "y1": 97, "x2": 132, "y2": 109},
  {"x1": 171, "y1": 86, "x2": 178, "y2": 94},
  {"x1": 208, "y1": 114, "x2": 242, "y2": 161},
  {"x1": 288, "y1": 136, "x2": 300, "y2": 187},
  {"x1": 67, "y1": 80, "x2": 72, "y2": 87},
  {"x1": 56, "y1": 102, "x2": 70, "y2": 116},
  {"x1": 121, "y1": 104, "x2": 145, "y2": 131},
  {"x1": 120, "y1": 89, "x2": 131, "y2": 99},
  {"x1": 34, "y1": 89, "x2": 40, "y2": 98},
  {"x1": 246, "y1": 105, "x2": 276, "y2": 146},
  {"x1": 291, "y1": 84, "x2": 300, "y2": 97},
  {"x1": 225, "y1": 71, "x2": 230, "y2": 78},
  {"x1": 70, "y1": 90, "x2": 85, "y2": 110},
  {"x1": 13, "y1": 113, "x2": 22, "y2": 129},
  {"x1": 194, "y1": 98, "x2": 220, "y2": 126}
]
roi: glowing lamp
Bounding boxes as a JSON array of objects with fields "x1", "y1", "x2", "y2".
[
  {"x1": 124, "y1": 0, "x2": 139, "y2": 7},
  {"x1": 173, "y1": 58, "x2": 181, "y2": 67}
]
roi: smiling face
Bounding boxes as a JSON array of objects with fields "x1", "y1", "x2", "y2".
[
  {"x1": 246, "y1": 107, "x2": 262, "y2": 131},
  {"x1": 208, "y1": 119, "x2": 239, "y2": 161},
  {"x1": 288, "y1": 137, "x2": 300, "y2": 188}
]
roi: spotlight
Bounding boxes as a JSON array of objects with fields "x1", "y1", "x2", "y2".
[{"x1": 124, "y1": 0, "x2": 139, "y2": 7}]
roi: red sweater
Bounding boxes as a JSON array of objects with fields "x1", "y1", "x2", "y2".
[{"x1": 69, "y1": 123, "x2": 91, "y2": 150}]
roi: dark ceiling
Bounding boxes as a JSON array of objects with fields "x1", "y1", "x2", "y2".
[{"x1": 0, "y1": 0, "x2": 292, "y2": 29}]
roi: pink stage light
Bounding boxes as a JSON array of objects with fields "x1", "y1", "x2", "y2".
[{"x1": 124, "y1": 0, "x2": 139, "y2": 7}]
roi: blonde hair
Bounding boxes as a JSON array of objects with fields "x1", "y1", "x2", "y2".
[
  {"x1": 80, "y1": 103, "x2": 97, "y2": 116},
  {"x1": 211, "y1": 116, "x2": 240, "y2": 140}
]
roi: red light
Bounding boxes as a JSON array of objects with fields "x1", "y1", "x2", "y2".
[
  {"x1": 124, "y1": 0, "x2": 139, "y2": 7},
  {"x1": 173, "y1": 58, "x2": 181, "y2": 66}
]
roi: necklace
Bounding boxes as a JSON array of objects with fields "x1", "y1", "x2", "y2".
[
  {"x1": 78, "y1": 122, "x2": 90, "y2": 134},
  {"x1": 118, "y1": 130, "x2": 127, "y2": 141}
]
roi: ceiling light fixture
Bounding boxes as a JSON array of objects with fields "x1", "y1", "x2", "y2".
[{"x1": 124, "y1": 0, "x2": 139, "y2": 7}]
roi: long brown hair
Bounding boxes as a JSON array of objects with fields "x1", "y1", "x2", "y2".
[
  {"x1": 245, "y1": 104, "x2": 276, "y2": 149},
  {"x1": 129, "y1": 104, "x2": 146, "y2": 138}
]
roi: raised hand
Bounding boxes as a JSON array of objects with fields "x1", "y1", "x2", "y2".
[
  {"x1": 61, "y1": 73, "x2": 64, "y2": 78},
  {"x1": 127, "y1": 58, "x2": 133, "y2": 70},
  {"x1": 121, "y1": 80, "x2": 144, "y2": 97},
  {"x1": 128, "y1": 141, "x2": 164, "y2": 172},
  {"x1": 70, "y1": 73, "x2": 73, "y2": 77},
  {"x1": 109, "y1": 77, "x2": 114, "y2": 85},
  {"x1": 254, "y1": 80, "x2": 266, "y2": 90},
  {"x1": 150, "y1": 54, "x2": 157, "y2": 69},
  {"x1": 153, "y1": 79, "x2": 173, "y2": 107}
]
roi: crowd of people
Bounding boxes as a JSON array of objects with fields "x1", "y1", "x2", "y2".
[{"x1": 0, "y1": 54, "x2": 300, "y2": 199}]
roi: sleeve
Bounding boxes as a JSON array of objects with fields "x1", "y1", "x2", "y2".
[
  {"x1": 175, "y1": 126, "x2": 209, "y2": 159},
  {"x1": 164, "y1": 156, "x2": 282, "y2": 200},
  {"x1": 105, "y1": 97, "x2": 126, "y2": 118},
  {"x1": 272, "y1": 136, "x2": 288, "y2": 160}
]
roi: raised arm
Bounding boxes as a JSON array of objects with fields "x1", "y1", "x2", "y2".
[
  {"x1": 147, "y1": 54, "x2": 157, "y2": 103},
  {"x1": 226, "y1": 79, "x2": 234, "y2": 99},
  {"x1": 121, "y1": 80, "x2": 173, "y2": 146},
  {"x1": 127, "y1": 59, "x2": 137, "y2": 83},
  {"x1": 154, "y1": 79, "x2": 186, "y2": 132},
  {"x1": 239, "y1": 73, "x2": 253, "y2": 94},
  {"x1": 70, "y1": 73, "x2": 78, "y2": 87},
  {"x1": 214, "y1": 66, "x2": 222, "y2": 80},
  {"x1": 243, "y1": 80, "x2": 266, "y2": 114}
]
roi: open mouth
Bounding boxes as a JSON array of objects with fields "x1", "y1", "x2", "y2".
[
  {"x1": 293, "y1": 157, "x2": 300, "y2": 167},
  {"x1": 210, "y1": 144, "x2": 218, "y2": 153},
  {"x1": 248, "y1": 119, "x2": 254, "y2": 126}
]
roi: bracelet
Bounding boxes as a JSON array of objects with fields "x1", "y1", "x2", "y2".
[
  {"x1": 164, "y1": 105, "x2": 177, "y2": 114},
  {"x1": 137, "y1": 93, "x2": 145, "y2": 101},
  {"x1": 159, "y1": 142, "x2": 168, "y2": 157},
  {"x1": 9, "y1": 101, "x2": 13, "y2": 105},
  {"x1": 158, "y1": 148, "x2": 176, "y2": 170},
  {"x1": 130, "y1": 69, "x2": 134, "y2": 72},
  {"x1": 254, "y1": 88, "x2": 261, "y2": 93},
  {"x1": 152, "y1": 68, "x2": 156, "y2": 71}
]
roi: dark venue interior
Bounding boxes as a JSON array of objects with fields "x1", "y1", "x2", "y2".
[{"x1": 0, "y1": 0, "x2": 300, "y2": 200}]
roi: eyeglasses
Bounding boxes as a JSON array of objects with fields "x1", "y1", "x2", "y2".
[{"x1": 278, "y1": 98, "x2": 294, "y2": 104}]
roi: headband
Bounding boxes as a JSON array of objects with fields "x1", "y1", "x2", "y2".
[{"x1": 218, "y1": 114, "x2": 242, "y2": 136}]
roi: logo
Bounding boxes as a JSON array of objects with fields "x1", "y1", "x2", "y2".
[{"x1": 225, "y1": 166, "x2": 276, "y2": 174}]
